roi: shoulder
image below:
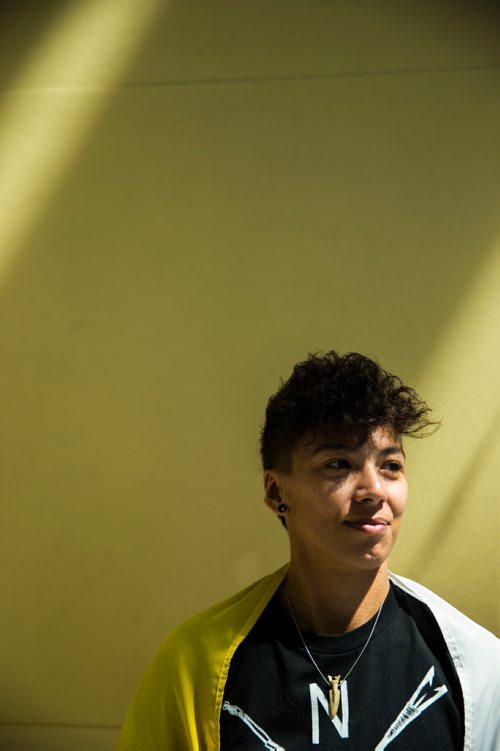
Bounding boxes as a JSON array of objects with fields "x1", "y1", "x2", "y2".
[
  {"x1": 389, "y1": 573, "x2": 499, "y2": 696},
  {"x1": 116, "y1": 565, "x2": 289, "y2": 750},
  {"x1": 390, "y1": 574, "x2": 499, "y2": 749},
  {"x1": 389, "y1": 572, "x2": 498, "y2": 647},
  {"x1": 154, "y1": 564, "x2": 288, "y2": 669}
]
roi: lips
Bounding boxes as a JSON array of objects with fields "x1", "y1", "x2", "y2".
[{"x1": 343, "y1": 517, "x2": 390, "y2": 534}]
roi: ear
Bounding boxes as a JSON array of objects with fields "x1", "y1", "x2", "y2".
[{"x1": 263, "y1": 470, "x2": 283, "y2": 512}]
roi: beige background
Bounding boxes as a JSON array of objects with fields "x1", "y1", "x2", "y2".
[{"x1": 0, "y1": 1, "x2": 499, "y2": 749}]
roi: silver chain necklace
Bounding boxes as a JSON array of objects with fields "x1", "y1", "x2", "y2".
[{"x1": 283, "y1": 589, "x2": 384, "y2": 719}]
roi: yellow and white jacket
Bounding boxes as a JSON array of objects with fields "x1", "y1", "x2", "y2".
[{"x1": 117, "y1": 566, "x2": 499, "y2": 751}]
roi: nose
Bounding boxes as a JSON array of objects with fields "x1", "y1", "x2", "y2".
[{"x1": 352, "y1": 464, "x2": 386, "y2": 504}]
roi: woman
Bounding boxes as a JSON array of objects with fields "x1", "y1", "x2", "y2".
[{"x1": 117, "y1": 351, "x2": 498, "y2": 750}]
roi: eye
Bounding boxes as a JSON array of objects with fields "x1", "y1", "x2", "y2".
[
  {"x1": 325, "y1": 458, "x2": 351, "y2": 470},
  {"x1": 383, "y1": 460, "x2": 404, "y2": 474}
]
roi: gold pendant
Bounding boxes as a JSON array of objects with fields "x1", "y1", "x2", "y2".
[{"x1": 328, "y1": 674, "x2": 341, "y2": 718}]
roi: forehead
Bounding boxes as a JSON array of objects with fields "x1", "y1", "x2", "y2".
[{"x1": 294, "y1": 425, "x2": 402, "y2": 459}]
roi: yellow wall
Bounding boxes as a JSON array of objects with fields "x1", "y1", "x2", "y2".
[{"x1": 0, "y1": 1, "x2": 499, "y2": 748}]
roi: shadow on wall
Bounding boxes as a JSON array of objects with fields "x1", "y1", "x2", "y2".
[
  {"x1": 0, "y1": 1, "x2": 67, "y2": 90},
  {"x1": 0, "y1": 0, "x2": 166, "y2": 282}
]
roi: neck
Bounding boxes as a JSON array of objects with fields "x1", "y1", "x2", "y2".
[{"x1": 283, "y1": 558, "x2": 390, "y2": 635}]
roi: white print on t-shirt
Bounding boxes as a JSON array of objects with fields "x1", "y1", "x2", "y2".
[
  {"x1": 222, "y1": 701, "x2": 285, "y2": 751},
  {"x1": 223, "y1": 665, "x2": 447, "y2": 750},
  {"x1": 309, "y1": 680, "x2": 349, "y2": 742},
  {"x1": 374, "y1": 666, "x2": 448, "y2": 750}
]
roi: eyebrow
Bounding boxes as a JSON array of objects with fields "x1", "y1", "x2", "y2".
[
  {"x1": 312, "y1": 443, "x2": 353, "y2": 455},
  {"x1": 380, "y1": 445, "x2": 406, "y2": 459},
  {"x1": 312, "y1": 443, "x2": 406, "y2": 458}
]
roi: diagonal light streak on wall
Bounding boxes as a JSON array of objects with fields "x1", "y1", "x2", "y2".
[
  {"x1": 397, "y1": 242, "x2": 500, "y2": 574},
  {"x1": 0, "y1": 0, "x2": 163, "y2": 287}
]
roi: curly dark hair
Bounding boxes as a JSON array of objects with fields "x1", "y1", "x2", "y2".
[{"x1": 260, "y1": 351, "x2": 438, "y2": 472}]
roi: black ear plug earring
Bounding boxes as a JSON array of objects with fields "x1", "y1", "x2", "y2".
[{"x1": 277, "y1": 503, "x2": 288, "y2": 514}]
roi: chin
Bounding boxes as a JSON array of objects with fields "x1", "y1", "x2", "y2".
[
  {"x1": 357, "y1": 557, "x2": 387, "y2": 571},
  {"x1": 358, "y1": 546, "x2": 391, "y2": 568}
]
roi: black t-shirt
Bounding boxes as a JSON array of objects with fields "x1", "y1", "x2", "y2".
[{"x1": 220, "y1": 584, "x2": 463, "y2": 750}]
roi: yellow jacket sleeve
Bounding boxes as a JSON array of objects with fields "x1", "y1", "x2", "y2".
[{"x1": 116, "y1": 566, "x2": 288, "y2": 751}]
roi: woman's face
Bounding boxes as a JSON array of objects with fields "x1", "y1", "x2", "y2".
[{"x1": 265, "y1": 426, "x2": 408, "y2": 573}]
